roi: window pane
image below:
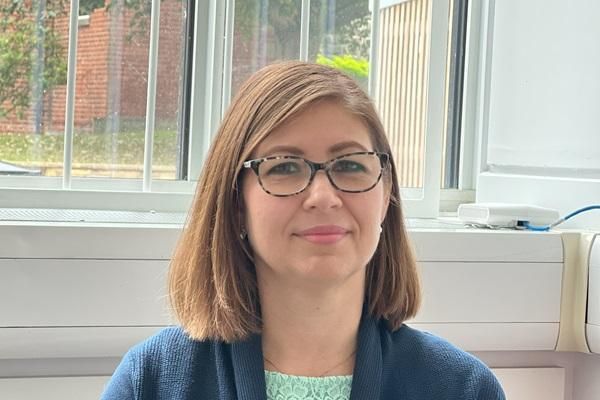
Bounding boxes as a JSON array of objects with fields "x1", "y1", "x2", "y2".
[
  {"x1": 308, "y1": 0, "x2": 371, "y2": 91},
  {"x1": 0, "y1": 0, "x2": 188, "y2": 180},
  {"x1": 0, "y1": 0, "x2": 69, "y2": 177},
  {"x1": 67, "y1": 0, "x2": 149, "y2": 179},
  {"x1": 153, "y1": 0, "x2": 188, "y2": 180},
  {"x1": 229, "y1": 0, "x2": 443, "y2": 190},
  {"x1": 70, "y1": 0, "x2": 187, "y2": 180},
  {"x1": 231, "y1": 0, "x2": 302, "y2": 97},
  {"x1": 307, "y1": 0, "x2": 437, "y2": 189}
]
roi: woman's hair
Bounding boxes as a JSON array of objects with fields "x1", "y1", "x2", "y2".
[{"x1": 169, "y1": 61, "x2": 421, "y2": 342}]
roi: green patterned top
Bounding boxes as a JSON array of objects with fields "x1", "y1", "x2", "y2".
[{"x1": 264, "y1": 370, "x2": 353, "y2": 400}]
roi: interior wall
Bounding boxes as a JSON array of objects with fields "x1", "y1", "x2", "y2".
[
  {"x1": 486, "y1": 0, "x2": 600, "y2": 172},
  {"x1": 571, "y1": 352, "x2": 600, "y2": 400}
]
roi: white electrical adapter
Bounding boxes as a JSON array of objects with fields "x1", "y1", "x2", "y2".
[{"x1": 457, "y1": 203, "x2": 560, "y2": 229}]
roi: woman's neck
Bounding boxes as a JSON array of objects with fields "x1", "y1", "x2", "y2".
[{"x1": 258, "y1": 273, "x2": 365, "y2": 377}]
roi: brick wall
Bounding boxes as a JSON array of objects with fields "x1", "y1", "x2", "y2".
[
  {"x1": 0, "y1": 0, "x2": 185, "y2": 134},
  {"x1": 155, "y1": 0, "x2": 185, "y2": 122}
]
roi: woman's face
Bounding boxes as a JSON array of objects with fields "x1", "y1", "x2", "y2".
[{"x1": 241, "y1": 100, "x2": 389, "y2": 288}]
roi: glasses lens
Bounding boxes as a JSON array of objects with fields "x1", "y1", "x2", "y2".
[
  {"x1": 329, "y1": 153, "x2": 383, "y2": 192},
  {"x1": 258, "y1": 157, "x2": 311, "y2": 195}
]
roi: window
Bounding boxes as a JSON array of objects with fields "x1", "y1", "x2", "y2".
[
  {"x1": 0, "y1": 0, "x2": 468, "y2": 217},
  {"x1": 0, "y1": 0, "x2": 189, "y2": 181},
  {"x1": 230, "y1": 1, "x2": 371, "y2": 96},
  {"x1": 442, "y1": 0, "x2": 467, "y2": 189}
]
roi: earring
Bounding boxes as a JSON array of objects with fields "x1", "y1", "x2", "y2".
[
  {"x1": 379, "y1": 225, "x2": 383, "y2": 234},
  {"x1": 240, "y1": 228, "x2": 247, "y2": 240}
]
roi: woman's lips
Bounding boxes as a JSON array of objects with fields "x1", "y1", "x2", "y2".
[{"x1": 297, "y1": 225, "x2": 348, "y2": 244}]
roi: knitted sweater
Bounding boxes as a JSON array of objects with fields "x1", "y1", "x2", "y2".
[{"x1": 101, "y1": 314, "x2": 505, "y2": 399}]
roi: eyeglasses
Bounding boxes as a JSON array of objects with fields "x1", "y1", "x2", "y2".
[{"x1": 242, "y1": 151, "x2": 389, "y2": 197}]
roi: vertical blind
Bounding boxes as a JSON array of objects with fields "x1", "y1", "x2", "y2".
[{"x1": 377, "y1": 0, "x2": 431, "y2": 188}]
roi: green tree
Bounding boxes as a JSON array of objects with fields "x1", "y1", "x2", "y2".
[
  {"x1": 235, "y1": 0, "x2": 370, "y2": 61},
  {"x1": 0, "y1": 0, "x2": 370, "y2": 121},
  {"x1": 80, "y1": 0, "x2": 106, "y2": 15},
  {"x1": 235, "y1": 0, "x2": 317, "y2": 60},
  {"x1": 0, "y1": 0, "x2": 137, "y2": 122},
  {"x1": 336, "y1": 13, "x2": 371, "y2": 58},
  {"x1": 0, "y1": 0, "x2": 68, "y2": 119}
]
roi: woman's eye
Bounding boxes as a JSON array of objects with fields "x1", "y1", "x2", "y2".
[
  {"x1": 265, "y1": 161, "x2": 301, "y2": 175},
  {"x1": 333, "y1": 160, "x2": 367, "y2": 173}
]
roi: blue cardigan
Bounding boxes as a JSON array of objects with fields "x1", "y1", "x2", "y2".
[{"x1": 101, "y1": 314, "x2": 505, "y2": 399}]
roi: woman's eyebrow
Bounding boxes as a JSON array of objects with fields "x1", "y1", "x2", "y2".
[
  {"x1": 261, "y1": 141, "x2": 369, "y2": 157},
  {"x1": 328, "y1": 141, "x2": 369, "y2": 153},
  {"x1": 261, "y1": 145, "x2": 304, "y2": 156}
]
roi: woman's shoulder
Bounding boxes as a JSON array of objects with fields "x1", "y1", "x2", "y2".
[
  {"x1": 387, "y1": 324, "x2": 484, "y2": 368},
  {"x1": 125, "y1": 326, "x2": 212, "y2": 365},
  {"x1": 383, "y1": 324, "x2": 505, "y2": 398},
  {"x1": 101, "y1": 327, "x2": 217, "y2": 399},
  {"x1": 131, "y1": 326, "x2": 197, "y2": 351}
]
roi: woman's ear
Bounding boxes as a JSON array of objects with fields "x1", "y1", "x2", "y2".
[
  {"x1": 380, "y1": 200, "x2": 390, "y2": 226},
  {"x1": 237, "y1": 198, "x2": 246, "y2": 231},
  {"x1": 236, "y1": 195, "x2": 254, "y2": 260},
  {"x1": 380, "y1": 179, "x2": 392, "y2": 224},
  {"x1": 234, "y1": 180, "x2": 247, "y2": 239}
]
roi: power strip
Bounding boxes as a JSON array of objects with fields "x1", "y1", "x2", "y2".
[{"x1": 458, "y1": 203, "x2": 559, "y2": 229}]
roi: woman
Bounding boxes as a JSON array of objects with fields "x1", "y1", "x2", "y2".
[{"x1": 101, "y1": 61, "x2": 505, "y2": 399}]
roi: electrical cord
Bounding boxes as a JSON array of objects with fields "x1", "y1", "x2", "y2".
[{"x1": 520, "y1": 205, "x2": 600, "y2": 231}]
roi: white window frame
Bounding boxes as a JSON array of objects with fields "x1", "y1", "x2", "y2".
[
  {"x1": 0, "y1": 0, "x2": 465, "y2": 218},
  {"x1": 454, "y1": 0, "x2": 484, "y2": 192},
  {"x1": 433, "y1": 0, "x2": 485, "y2": 213}
]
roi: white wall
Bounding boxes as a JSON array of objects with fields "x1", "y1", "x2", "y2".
[
  {"x1": 474, "y1": 0, "x2": 600, "y2": 229},
  {"x1": 470, "y1": 1, "x2": 600, "y2": 397},
  {"x1": 476, "y1": 350, "x2": 600, "y2": 400},
  {"x1": 572, "y1": 353, "x2": 600, "y2": 400},
  {"x1": 486, "y1": 0, "x2": 600, "y2": 171}
]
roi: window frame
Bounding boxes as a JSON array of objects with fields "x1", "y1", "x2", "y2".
[
  {"x1": 0, "y1": 0, "x2": 209, "y2": 211},
  {"x1": 458, "y1": 0, "x2": 486, "y2": 192},
  {"x1": 443, "y1": 0, "x2": 468, "y2": 189},
  {"x1": 0, "y1": 0, "x2": 471, "y2": 218},
  {"x1": 396, "y1": 0, "x2": 449, "y2": 218}
]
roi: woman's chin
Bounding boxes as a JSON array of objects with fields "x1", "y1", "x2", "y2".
[{"x1": 290, "y1": 260, "x2": 365, "y2": 286}]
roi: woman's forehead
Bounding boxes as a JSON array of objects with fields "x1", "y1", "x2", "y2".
[{"x1": 250, "y1": 101, "x2": 373, "y2": 158}]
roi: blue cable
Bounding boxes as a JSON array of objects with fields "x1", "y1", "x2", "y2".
[
  {"x1": 521, "y1": 205, "x2": 600, "y2": 231},
  {"x1": 521, "y1": 223, "x2": 551, "y2": 232}
]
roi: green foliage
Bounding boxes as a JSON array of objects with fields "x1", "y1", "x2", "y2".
[
  {"x1": 234, "y1": 0, "x2": 315, "y2": 60},
  {"x1": 117, "y1": 0, "x2": 153, "y2": 41},
  {"x1": 0, "y1": 0, "x2": 150, "y2": 120},
  {"x1": 80, "y1": 0, "x2": 106, "y2": 15},
  {"x1": 316, "y1": 53, "x2": 368, "y2": 85},
  {"x1": 0, "y1": 0, "x2": 68, "y2": 118},
  {"x1": 337, "y1": 14, "x2": 371, "y2": 58},
  {"x1": 105, "y1": 0, "x2": 163, "y2": 41},
  {"x1": 233, "y1": 0, "x2": 371, "y2": 69}
]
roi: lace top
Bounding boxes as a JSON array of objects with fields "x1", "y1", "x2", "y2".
[{"x1": 264, "y1": 370, "x2": 353, "y2": 400}]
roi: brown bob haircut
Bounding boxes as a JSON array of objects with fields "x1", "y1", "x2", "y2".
[{"x1": 169, "y1": 61, "x2": 421, "y2": 342}]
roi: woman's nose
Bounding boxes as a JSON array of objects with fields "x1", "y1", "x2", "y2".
[{"x1": 302, "y1": 171, "x2": 343, "y2": 210}]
